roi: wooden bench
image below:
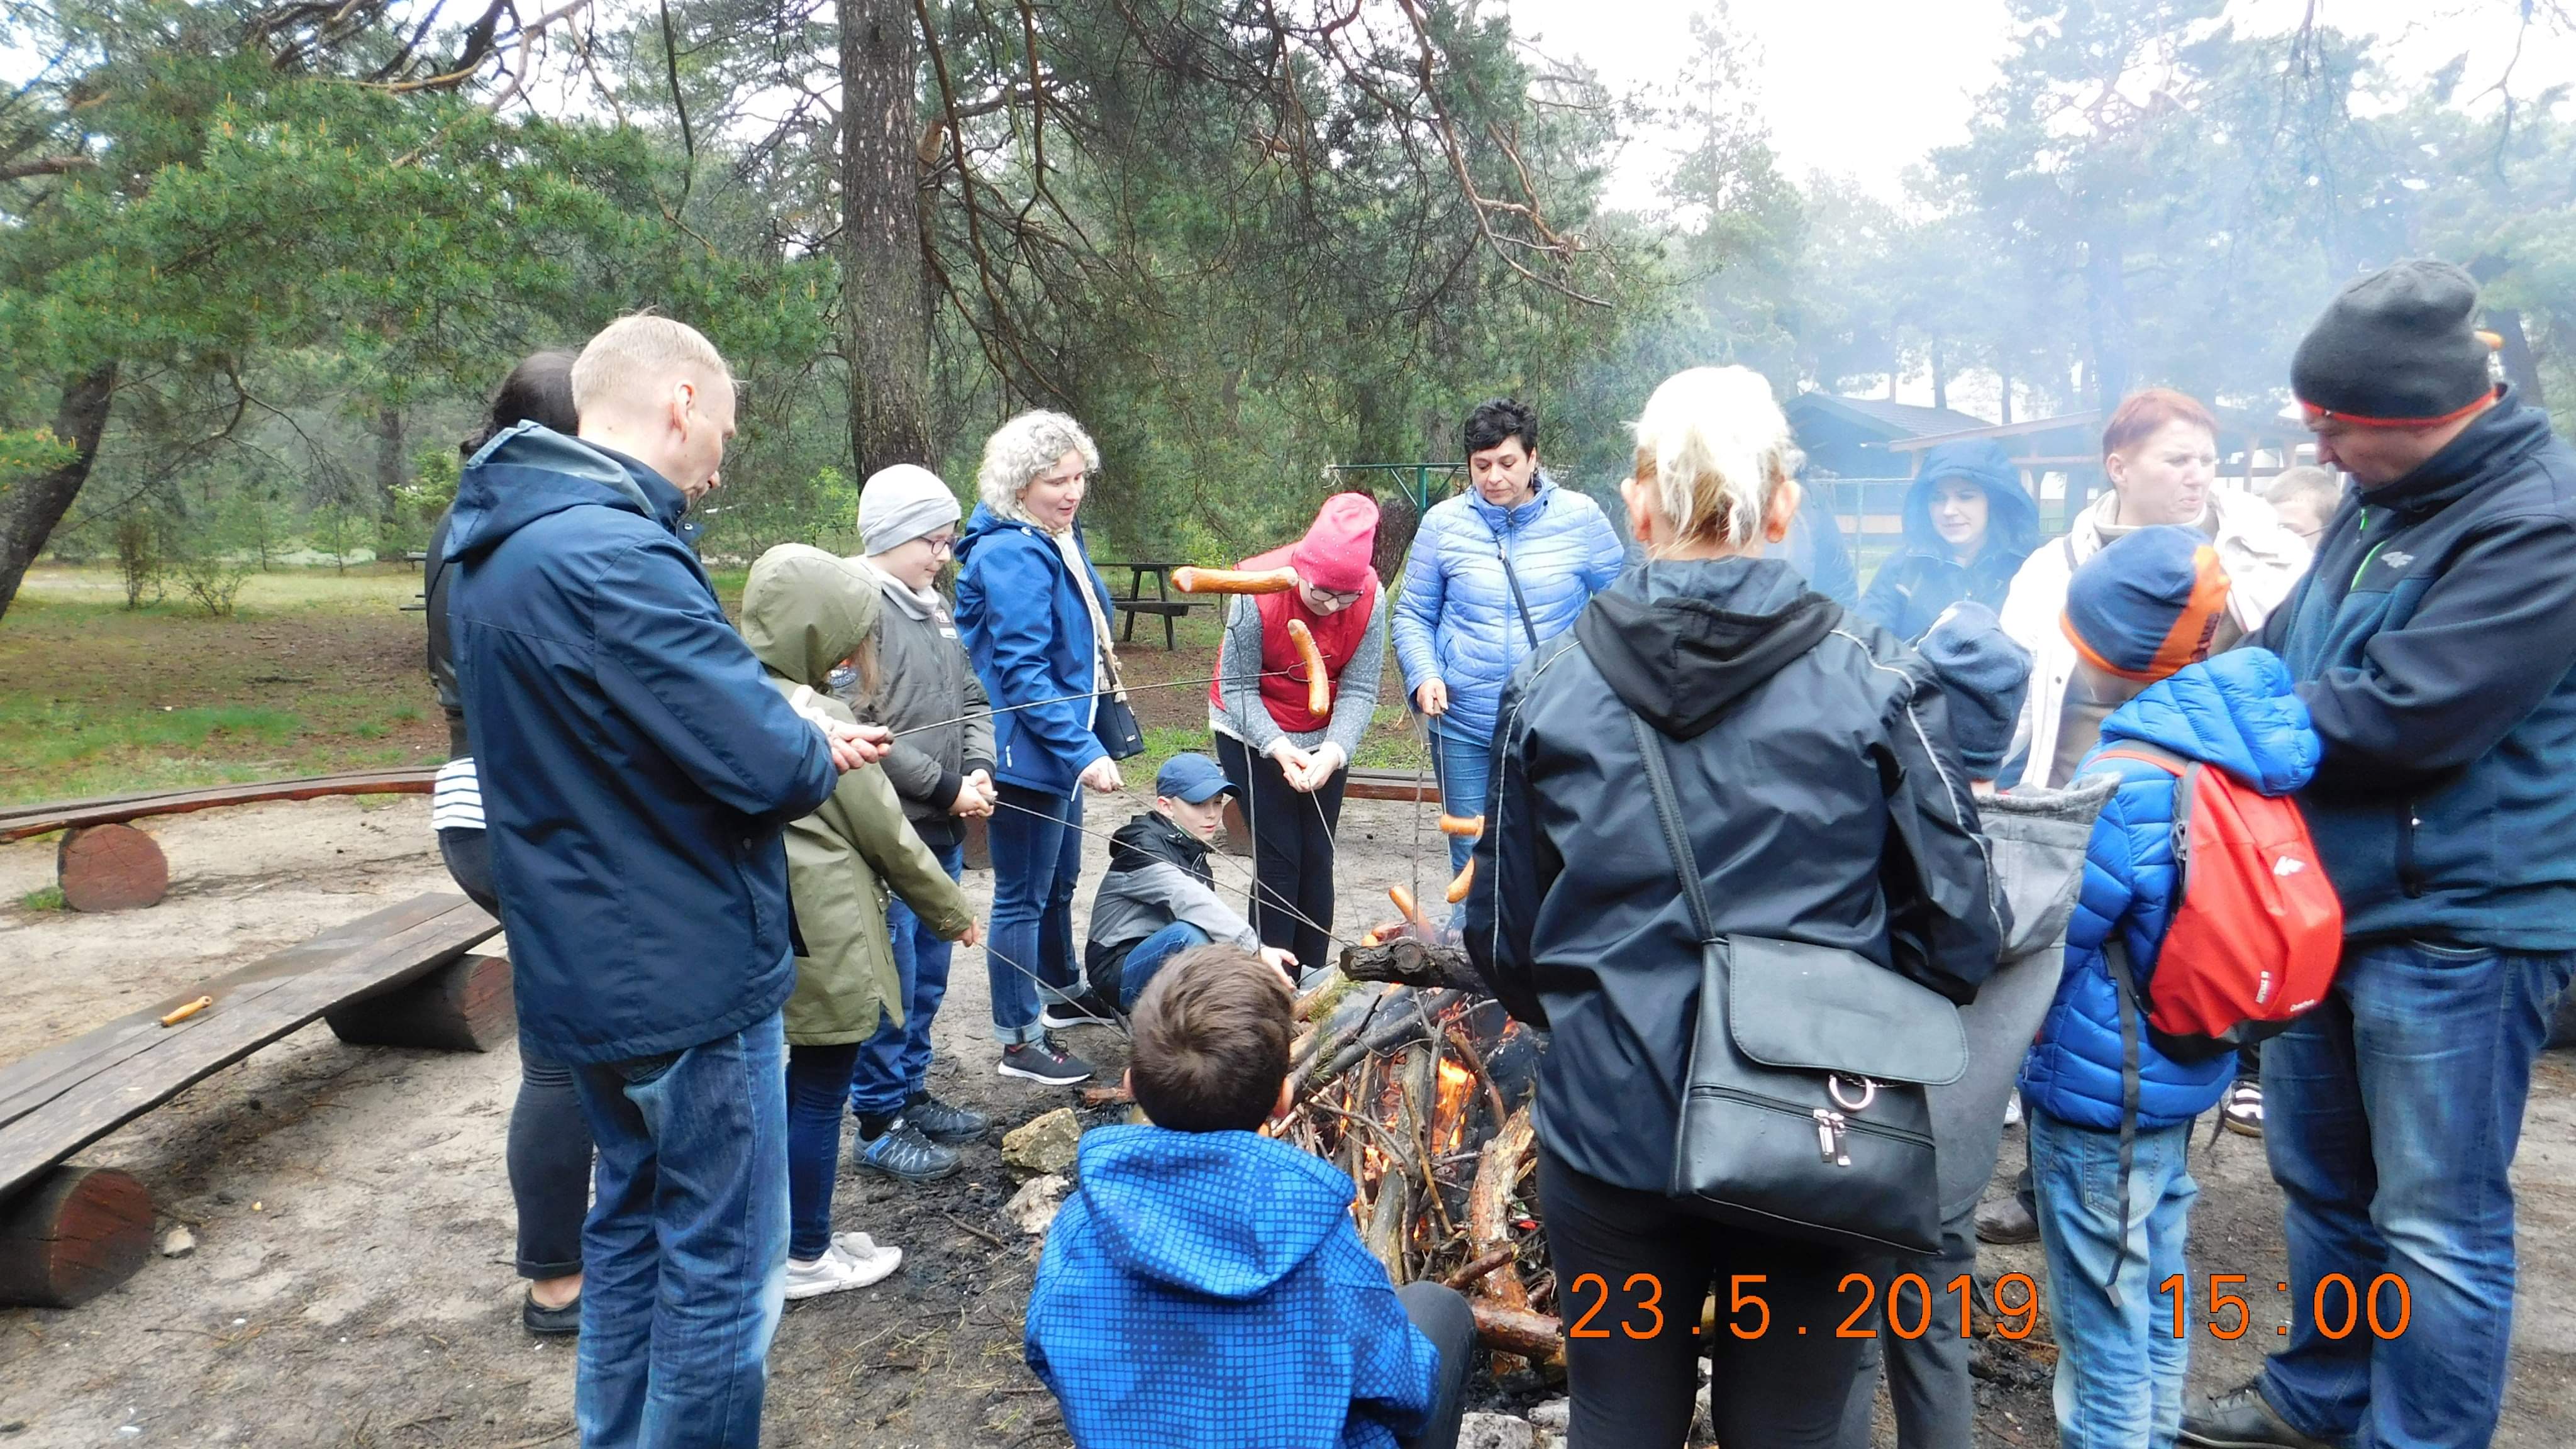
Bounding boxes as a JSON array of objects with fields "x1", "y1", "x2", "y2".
[
  {"x1": 0, "y1": 893, "x2": 505, "y2": 1306},
  {"x1": 1098, "y1": 560, "x2": 1194, "y2": 650},
  {"x1": 1, "y1": 769, "x2": 439, "y2": 912}
]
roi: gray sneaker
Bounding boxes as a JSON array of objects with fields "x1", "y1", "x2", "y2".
[
  {"x1": 855, "y1": 1119, "x2": 962, "y2": 1184},
  {"x1": 997, "y1": 1035, "x2": 1095, "y2": 1085},
  {"x1": 906, "y1": 1092, "x2": 992, "y2": 1145}
]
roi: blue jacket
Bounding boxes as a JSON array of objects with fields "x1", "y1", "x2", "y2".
[
  {"x1": 443, "y1": 425, "x2": 839, "y2": 1063},
  {"x1": 2019, "y1": 649, "x2": 2321, "y2": 1131},
  {"x1": 953, "y1": 505, "x2": 1120, "y2": 796},
  {"x1": 1857, "y1": 441, "x2": 2038, "y2": 643},
  {"x1": 1392, "y1": 475, "x2": 1625, "y2": 740},
  {"x1": 1025, "y1": 1125, "x2": 1441, "y2": 1449},
  {"x1": 2256, "y1": 391, "x2": 2576, "y2": 950}
]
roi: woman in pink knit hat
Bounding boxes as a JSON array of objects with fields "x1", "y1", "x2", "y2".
[{"x1": 1208, "y1": 493, "x2": 1387, "y2": 977}]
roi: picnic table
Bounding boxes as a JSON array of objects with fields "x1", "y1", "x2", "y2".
[{"x1": 1099, "y1": 560, "x2": 1194, "y2": 650}]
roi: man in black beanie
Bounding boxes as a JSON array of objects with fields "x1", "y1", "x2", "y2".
[{"x1": 2184, "y1": 260, "x2": 2576, "y2": 1449}]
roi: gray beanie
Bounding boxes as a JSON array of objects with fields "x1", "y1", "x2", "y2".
[
  {"x1": 1917, "y1": 601, "x2": 2031, "y2": 780},
  {"x1": 858, "y1": 464, "x2": 963, "y2": 556},
  {"x1": 2292, "y1": 260, "x2": 2497, "y2": 424}
]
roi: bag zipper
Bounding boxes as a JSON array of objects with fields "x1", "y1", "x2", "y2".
[{"x1": 1686, "y1": 1083, "x2": 1935, "y2": 1158}]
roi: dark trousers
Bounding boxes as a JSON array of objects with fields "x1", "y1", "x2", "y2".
[
  {"x1": 785, "y1": 1041, "x2": 863, "y2": 1262},
  {"x1": 1837, "y1": 1216, "x2": 1981, "y2": 1449},
  {"x1": 1214, "y1": 732, "x2": 1346, "y2": 974},
  {"x1": 1394, "y1": 1280, "x2": 1474, "y2": 1449},
  {"x1": 440, "y1": 825, "x2": 594, "y2": 1281},
  {"x1": 1538, "y1": 1146, "x2": 1868, "y2": 1448}
]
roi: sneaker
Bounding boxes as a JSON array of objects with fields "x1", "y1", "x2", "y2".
[
  {"x1": 2223, "y1": 1079, "x2": 2264, "y2": 1138},
  {"x1": 2179, "y1": 1382, "x2": 2335, "y2": 1449},
  {"x1": 1975, "y1": 1194, "x2": 2040, "y2": 1245},
  {"x1": 998, "y1": 1035, "x2": 1095, "y2": 1085},
  {"x1": 783, "y1": 1241, "x2": 901, "y2": 1300},
  {"x1": 906, "y1": 1092, "x2": 992, "y2": 1144},
  {"x1": 831, "y1": 1230, "x2": 896, "y2": 1266},
  {"x1": 1038, "y1": 991, "x2": 1121, "y2": 1030},
  {"x1": 2003, "y1": 1094, "x2": 2024, "y2": 1127},
  {"x1": 522, "y1": 1289, "x2": 581, "y2": 1336},
  {"x1": 857, "y1": 1118, "x2": 963, "y2": 1183}
]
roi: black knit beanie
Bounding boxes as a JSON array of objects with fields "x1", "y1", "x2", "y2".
[{"x1": 2292, "y1": 260, "x2": 2496, "y2": 423}]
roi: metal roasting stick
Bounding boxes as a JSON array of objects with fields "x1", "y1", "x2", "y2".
[{"x1": 886, "y1": 668, "x2": 1306, "y2": 741}]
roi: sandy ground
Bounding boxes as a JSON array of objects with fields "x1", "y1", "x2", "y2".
[{"x1": 5, "y1": 793, "x2": 2576, "y2": 1446}]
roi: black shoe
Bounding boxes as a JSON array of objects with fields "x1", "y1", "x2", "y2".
[
  {"x1": 1975, "y1": 1194, "x2": 2040, "y2": 1245},
  {"x1": 1038, "y1": 991, "x2": 1120, "y2": 1030},
  {"x1": 2180, "y1": 1382, "x2": 2336, "y2": 1449},
  {"x1": 998, "y1": 1035, "x2": 1094, "y2": 1085},
  {"x1": 523, "y1": 1289, "x2": 581, "y2": 1336},
  {"x1": 856, "y1": 1118, "x2": 963, "y2": 1183},
  {"x1": 906, "y1": 1092, "x2": 991, "y2": 1144}
]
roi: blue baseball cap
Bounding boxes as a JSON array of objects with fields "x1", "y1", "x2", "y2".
[{"x1": 1155, "y1": 753, "x2": 1233, "y2": 804}]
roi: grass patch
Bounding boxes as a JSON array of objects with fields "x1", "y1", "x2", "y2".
[{"x1": 18, "y1": 885, "x2": 66, "y2": 912}]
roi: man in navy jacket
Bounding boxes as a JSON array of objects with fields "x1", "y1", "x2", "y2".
[
  {"x1": 2185, "y1": 262, "x2": 2576, "y2": 1449},
  {"x1": 447, "y1": 315, "x2": 882, "y2": 1448}
]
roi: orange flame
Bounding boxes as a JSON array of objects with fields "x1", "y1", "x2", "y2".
[{"x1": 1431, "y1": 1060, "x2": 1474, "y2": 1154}]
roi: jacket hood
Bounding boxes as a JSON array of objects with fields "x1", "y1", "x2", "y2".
[
  {"x1": 1071, "y1": 1124, "x2": 1356, "y2": 1299},
  {"x1": 1570, "y1": 557, "x2": 1840, "y2": 740},
  {"x1": 1108, "y1": 810, "x2": 1212, "y2": 877},
  {"x1": 1902, "y1": 441, "x2": 2040, "y2": 558},
  {"x1": 2097, "y1": 647, "x2": 2319, "y2": 797},
  {"x1": 2364, "y1": 385, "x2": 2556, "y2": 518},
  {"x1": 743, "y1": 544, "x2": 882, "y2": 689},
  {"x1": 443, "y1": 423, "x2": 682, "y2": 562}
]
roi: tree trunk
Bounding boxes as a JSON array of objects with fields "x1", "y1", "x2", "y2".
[
  {"x1": 839, "y1": 0, "x2": 931, "y2": 480},
  {"x1": 0, "y1": 365, "x2": 118, "y2": 624},
  {"x1": 2082, "y1": 226, "x2": 2135, "y2": 414},
  {"x1": 373, "y1": 403, "x2": 406, "y2": 521},
  {"x1": 1999, "y1": 358, "x2": 2013, "y2": 425},
  {"x1": 2487, "y1": 308, "x2": 2546, "y2": 412},
  {"x1": 1930, "y1": 340, "x2": 1948, "y2": 412}
]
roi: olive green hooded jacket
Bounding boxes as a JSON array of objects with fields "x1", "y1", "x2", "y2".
[{"x1": 743, "y1": 545, "x2": 977, "y2": 1045}]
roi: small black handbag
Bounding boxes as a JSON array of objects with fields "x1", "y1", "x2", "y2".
[{"x1": 1629, "y1": 712, "x2": 1965, "y2": 1255}]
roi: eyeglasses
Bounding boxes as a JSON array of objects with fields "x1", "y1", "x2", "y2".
[{"x1": 1307, "y1": 586, "x2": 1363, "y2": 609}]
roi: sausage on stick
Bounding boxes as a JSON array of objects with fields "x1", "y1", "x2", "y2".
[
  {"x1": 1446, "y1": 859, "x2": 1475, "y2": 904},
  {"x1": 1437, "y1": 813, "x2": 1484, "y2": 839},
  {"x1": 1172, "y1": 566, "x2": 1299, "y2": 595},
  {"x1": 1284, "y1": 618, "x2": 1331, "y2": 716}
]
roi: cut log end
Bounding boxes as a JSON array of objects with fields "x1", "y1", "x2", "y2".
[
  {"x1": 325, "y1": 953, "x2": 516, "y2": 1053},
  {"x1": 1338, "y1": 938, "x2": 1485, "y2": 993},
  {"x1": 1469, "y1": 1302, "x2": 1563, "y2": 1360},
  {"x1": 0, "y1": 1165, "x2": 153, "y2": 1307},
  {"x1": 57, "y1": 824, "x2": 169, "y2": 913}
]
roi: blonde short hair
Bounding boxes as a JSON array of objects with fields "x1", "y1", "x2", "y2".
[
  {"x1": 1630, "y1": 367, "x2": 1805, "y2": 551},
  {"x1": 570, "y1": 314, "x2": 731, "y2": 418},
  {"x1": 977, "y1": 410, "x2": 1100, "y2": 525}
]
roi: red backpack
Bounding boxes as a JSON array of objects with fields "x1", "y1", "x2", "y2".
[{"x1": 2094, "y1": 741, "x2": 2344, "y2": 1062}]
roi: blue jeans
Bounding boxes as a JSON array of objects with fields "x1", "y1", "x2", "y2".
[
  {"x1": 987, "y1": 783, "x2": 1085, "y2": 1046},
  {"x1": 1116, "y1": 922, "x2": 1211, "y2": 1011},
  {"x1": 850, "y1": 837, "x2": 966, "y2": 1118},
  {"x1": 570, "y1": 1008, "x2": 789, "y2": 1449},
  {"x1": 1431, "y1": 719, "x2": 1492, "y2": 880},
  {"x1": 2029, "y1": 1109, "x2": 2198, "y2": 1449},
  {"x1": 2259, "y1": 940, "x2": 2576, "y2": 1449},
  {"x1": 785, "y1": 1041, "x2": 862, "y2": 1262}
]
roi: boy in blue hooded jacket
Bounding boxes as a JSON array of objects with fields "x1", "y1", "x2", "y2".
[
  {"x1": 1024, "y1": 945, "x2": 1472, "y2": 1449},
  {"x1": 2018, "y1": 527, "x2": 2323, "y2": 1449}
]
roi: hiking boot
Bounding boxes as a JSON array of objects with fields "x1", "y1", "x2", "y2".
[
  {"x1": 1038, "y1": 991, "x2": 1121, "y2": 1030},
  {"x1": 906, "y1": 1092, "x2": 992, "y2": 1145},
  {"x1": 2180, "y1": 1382, "x2": 2336, "y2": 1449},
  {"x1": 1975, "y1": 1194, "x2": 2040, "y2": 1245},
  {"x1": 2223, "y1": 1079, "x2": 2265, "y2": 1138},
  {"x1": 856, "y1": 1119, "x2": 963, "y2": 1184},
  {"x1": 998, "y1": 1035, "x2": 1094, "y2": 1085}
]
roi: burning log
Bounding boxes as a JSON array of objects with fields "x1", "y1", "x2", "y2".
[
  {"x1": 1338, "y1": 936, "x2": 1486, "y2": 993},
  {"x1": 1468, "y1": 1303, "x2": 1565, "y2": 1360}
]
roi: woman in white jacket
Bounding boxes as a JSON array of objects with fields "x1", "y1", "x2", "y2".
[{"x1": 1999, "y1": 388, "x2": 2312, "y2": 791}]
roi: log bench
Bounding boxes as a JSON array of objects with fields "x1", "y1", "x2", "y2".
[
  {"x1": 0, "y1": 892, "x2": 504, "y2": 1306},
  {"x1": 0, "y1": 769, "x2": 439, "y2": 912}
]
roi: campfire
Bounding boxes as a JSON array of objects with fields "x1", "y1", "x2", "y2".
[{"x1": 1272, "y1": 923, "x2": 1563, "y2": 1363}]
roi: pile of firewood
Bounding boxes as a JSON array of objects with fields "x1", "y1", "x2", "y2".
[{"x1": 1275, "y1": 935, "x2": 1562, "y2": 1362}]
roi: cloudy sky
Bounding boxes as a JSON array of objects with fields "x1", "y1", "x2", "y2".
[{"x1": 1501, "y1": 0, "x2": 2576, "y2": 207}]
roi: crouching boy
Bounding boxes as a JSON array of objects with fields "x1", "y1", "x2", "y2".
[
  {"x1": 1024, "y1": 945, "x2": 1472, "y2": 1449},
  {"x1": 2018, "y1": 528, "x2": 2322, "y2": 1446},
  {"x1": 1075, "y1": 754, "x2": 1295, "y2": 1018}
]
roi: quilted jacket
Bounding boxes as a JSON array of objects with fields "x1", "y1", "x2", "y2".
[
  {"x1": 1024, "y1": 1124, "x2": 1441, "y2": 1449},
  {"x1": 1391, "y1": 475, "x2": 1626, "y2": 741},
  {"x1": 953, "y1": 504, "x2": 1122, "y2": 797},
  {"x1": 2018, "y1": 648, "x2": 2321, "y2": 1131}
]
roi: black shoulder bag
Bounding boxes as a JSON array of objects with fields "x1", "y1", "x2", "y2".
[
  {"x1": 1494, "y1": 535, "x2": 1541, "y2": 650},
  {"x1": 1631, "y1": 711, "x2": 1965, "y2": 1255}
]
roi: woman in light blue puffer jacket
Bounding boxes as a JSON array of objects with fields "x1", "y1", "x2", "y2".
[{"x1": 1392, "y1": 399, "x2": 1627, "y2": 882}]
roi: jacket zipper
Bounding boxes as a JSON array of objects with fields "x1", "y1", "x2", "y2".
[{"x1": 2398, "y1": 797, "x2": 2425, "y2": 898}]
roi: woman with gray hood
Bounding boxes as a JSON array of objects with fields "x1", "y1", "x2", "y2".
[{"x1": 834, "y1": 465, "x2": 1001, "y2": 1184}]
